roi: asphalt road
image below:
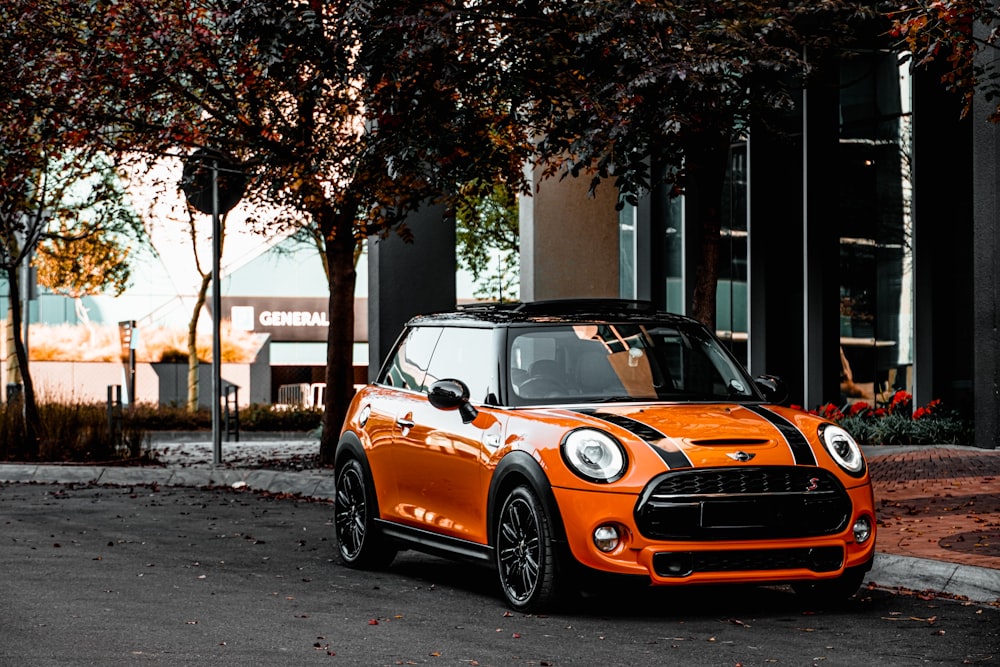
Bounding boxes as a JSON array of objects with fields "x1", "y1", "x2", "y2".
[{"x1": 1, "y1": 483, "x2": 997, "y2": 667}]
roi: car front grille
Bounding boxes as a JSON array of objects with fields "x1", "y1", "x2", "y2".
[
  {"x1": 635, "y1": 466, "x2": 851, "y2": 541},
  {"x1": 651, "y1": 546, "x2": 845, "y2": 578}
]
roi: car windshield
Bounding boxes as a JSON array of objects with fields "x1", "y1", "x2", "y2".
[{"x1": 507, "y1": 321, "x2": 759, "y2": 406}]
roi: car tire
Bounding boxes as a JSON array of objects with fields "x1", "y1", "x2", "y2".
[
  {"x1": 495, "y1": 484, "x2": 561, "y2": 612},
  {"x1": 334, "y1": 457, "x2": 395, "y2": 569},
  {"x1": 792, "y1": 563, "x2": 868, "y2": 605}
]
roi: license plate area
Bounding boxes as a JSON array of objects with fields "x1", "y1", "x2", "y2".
[{"x1": 700, "y1": 497, "x2": 794, "y2": 529}]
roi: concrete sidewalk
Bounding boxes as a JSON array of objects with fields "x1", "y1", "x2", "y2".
[{"x1": 0, "y1": 439, "x2": 997, "y2": 605}]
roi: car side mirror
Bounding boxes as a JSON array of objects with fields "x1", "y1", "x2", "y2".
[
  {"x1": 754, "y1": 374, "x2": 788, "y2": 405},
  {"x1": 428, "y1": 379, "x2": 479, "y2": 424}
]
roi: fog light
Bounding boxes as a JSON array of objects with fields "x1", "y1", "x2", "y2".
[
  {"x1": 593, "y1": 525, "x2": 620, "y2": 552},
  {"x1": 853, "y1": 517, "x2": 872, "y2": 544}
]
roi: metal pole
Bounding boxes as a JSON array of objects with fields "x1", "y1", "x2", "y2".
[
  {"x1": 211, "y1": 159, "x2": 223, "y2": 465},
  {"x1": 21, "y1": 249, "x2": 30, "y2": 383}
]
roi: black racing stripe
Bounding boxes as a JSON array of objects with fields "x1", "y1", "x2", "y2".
[
  {"x1": 575, "y1": 409, "x2": 693, "y2": 470},
  {"x1": 746, "y1": 405, "x2": 817, "y2": 466}
]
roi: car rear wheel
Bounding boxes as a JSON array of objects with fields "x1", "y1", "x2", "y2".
[
  {"x1": 334, "y1": 457, "x2": 395, "y2": 569},
  {"x1": 495, "y1": 485, "x2": 560, "y2": 612}
]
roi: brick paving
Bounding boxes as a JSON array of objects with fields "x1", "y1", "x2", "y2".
[{"x1": 868, "y1": 447, "x2": 1000, "y2": 570}]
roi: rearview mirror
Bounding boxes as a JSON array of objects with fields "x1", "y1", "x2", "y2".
[
  {"x1": 428, "y1": 379, "x2": 479, "y2": 424},
  {"x1": 754, "y1": 375, "x2": 788, "y2": 405}
]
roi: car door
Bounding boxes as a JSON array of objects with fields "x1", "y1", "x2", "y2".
[
  {"x1": 365, "y1": 325, "x2": 441, "y2": 515},
  {"x1": 389, "y1": 325, "x2": 500, "y2": 545}
]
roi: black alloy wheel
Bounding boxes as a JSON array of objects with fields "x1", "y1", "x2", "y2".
[
  {"x1": 334, "y1": 457, "x2": 394, "y2": 568},
  {"x1": 495, "y1": 485, "x2": 559, "y2": 611}
]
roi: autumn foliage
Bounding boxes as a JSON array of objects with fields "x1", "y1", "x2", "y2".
[{"x1": 7, "y1": 0, "x2": 991, "y2": 460}]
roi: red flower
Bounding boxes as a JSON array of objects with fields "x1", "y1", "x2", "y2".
[
  {"x1": 913, "y1": 399, "x2": 943, "y2": 420},
  {"x1": 817, "y1": 403, "x2": 844, "y2": 421},
  {"x1": 847, "y1": 402, "x2": 871, "y2": 417},
  {"x1": 888, "y1": 391, "x2": 912, "y2": 415}
]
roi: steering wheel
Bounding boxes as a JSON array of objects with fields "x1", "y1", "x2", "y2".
[{"x1": 517, "y1": 376, "x2": 567, "y2": 398}]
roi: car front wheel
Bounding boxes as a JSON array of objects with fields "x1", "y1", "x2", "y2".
[
  {"x1": 495, "y1": 485, "x2": 560, "y2": 612},
  {"x1": 334, "y1": 457, "x2": 395, "y2": 569}
]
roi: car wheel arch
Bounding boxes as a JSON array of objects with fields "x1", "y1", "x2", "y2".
[
  {"x1": 487, "y1": 451, "x2": 567, "y2": 548},
  {"x1": 335, "y1": 429, "x2": 366, "y2": 464},
  {"x1": 334, "y1": 431, "x2": 381, "y2": 515}
]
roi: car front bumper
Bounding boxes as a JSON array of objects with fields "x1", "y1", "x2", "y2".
[{"x1": 551, "y1": 484, "x2": 877, "y2": 586}]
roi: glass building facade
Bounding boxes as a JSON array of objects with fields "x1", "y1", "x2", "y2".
[{"x1": 619, "y1": 49, "x2": 921, "y2": 411}]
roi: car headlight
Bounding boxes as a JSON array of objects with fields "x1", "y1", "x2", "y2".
[
  {"x1": 818, "y1": 424, "x2": 866, "y2": 476},
  {"x1": 561, "y1": 428, "x2": 627, "y2": 483}
]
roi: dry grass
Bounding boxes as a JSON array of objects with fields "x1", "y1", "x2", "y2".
[{"x1": 27, "y1": 323, "x2": 263, "y2": 363}]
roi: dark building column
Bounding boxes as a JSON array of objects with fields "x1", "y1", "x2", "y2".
[
  {"x1": 367, "y1": 204, "x2": 456, "y2": 381},
  {"x1": 802, "y1": 59, "x2": 843, "y2": 411},
  {"x1": 748, "y1": 121, "x2": 805, "y2": 401},
  {"x1": 912, "y1": 67, "x2": 974, "y2": 422},
  {"x1": 972, "y1": 50, "x2": 1000, "y2": 449}
]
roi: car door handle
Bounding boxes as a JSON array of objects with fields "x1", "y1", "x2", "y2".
[{"x1": 396, "y1": 417, "x2": 415, "y2": 429}]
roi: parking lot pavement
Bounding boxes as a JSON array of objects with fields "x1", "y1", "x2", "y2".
[{"x1": 1, "y1": 439, "x2": 998, "y2": 605}]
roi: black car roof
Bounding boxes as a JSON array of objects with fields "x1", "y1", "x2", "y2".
[{"x1": 407, "y1": 299, "x2": 702, "y2": 327}]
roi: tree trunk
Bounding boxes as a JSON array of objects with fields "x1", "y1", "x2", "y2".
[
  {"x1": 686, "y1": 134, "x2": 731, "y2": 331},
  {"x1": 5, "y1": 264, "x2": 40, "y2": 452},
  {"x1": 319, "y1": 211, "x2": 359, "y2": 465},
  {"x1": 187, "y1": 273, "x2": 211, "y2": 412}
]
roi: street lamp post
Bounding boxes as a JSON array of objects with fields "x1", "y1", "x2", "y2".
[{"x1": 180, "y1": 148, "x2": 246, "y2": 465}]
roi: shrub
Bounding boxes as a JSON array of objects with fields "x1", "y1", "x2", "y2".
[
  {"x1": 128, "y1": 402, "x2": 211, "y2": 430},
  {"x1": 239, "y1": 403, "x2": 322, "y2": 432},
  {"x1": 126, "y1": 402, "x2": 322, "y2": 433},
  {"x1": 808, "y1": 391, "x2": 973, "y2": 446},
  {"x1": 0, "y1": 399, "x2": 151, "y2": 463},
  {"x1": 0, "y1": 399, "x2": 323, "y2": 463}
]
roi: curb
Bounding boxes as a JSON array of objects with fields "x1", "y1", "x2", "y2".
[{"x1": 868, "y1": 553, "x2": 1000, "y2": 604}]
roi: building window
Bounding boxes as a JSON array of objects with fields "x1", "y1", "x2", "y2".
[
  {"x1": 838, "y1": 50, "x2": 914, "y2": 404},
  {"x1": 717, "y1": 141, "x2": 749, "y2": 364},
  {"x1": 617, "y1": 176, "x2": 685, "y2": 312},
  {"x1": 619, "y1": 205, "x2": 636, "y2": 300}
]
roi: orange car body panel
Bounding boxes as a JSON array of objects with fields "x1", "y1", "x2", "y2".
[{"x1": 342, "y1": 384, "x2": 877, "y2": 586}]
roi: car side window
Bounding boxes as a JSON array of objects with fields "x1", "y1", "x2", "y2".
[
  {"x1": 380, "y1": 326, "x2": 442, "y2": 392},
  {"x1": 423, "y1": 327, "x2": 496, "y2": 403}
]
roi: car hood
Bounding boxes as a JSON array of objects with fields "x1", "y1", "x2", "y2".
[{"x1": 567, "y1": 403, "x2": 822, "y2": 469}]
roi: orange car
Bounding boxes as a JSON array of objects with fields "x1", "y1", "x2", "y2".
[{"x1": 335, "y1": 299, "x2": 876, "y2": 611}]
